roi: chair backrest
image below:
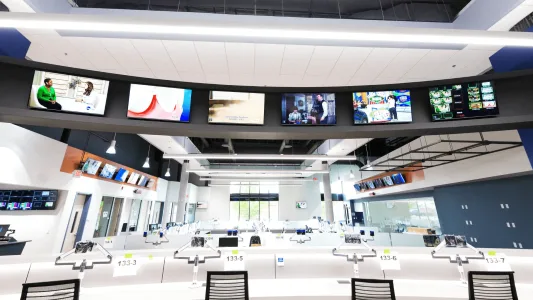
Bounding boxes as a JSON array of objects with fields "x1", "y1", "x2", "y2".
[
  {"x1": 468, "y1": 271, "x2": 518, "y2": 300},
  {"x1": 205, "y1": 271, "x2": 249, "y2": 300},
  {"x1": 352, "y1": 278, "x2": 396, "y2": 300},
  {"x1": 20, "y1": 279, "x2": 80, "y2": 300}
]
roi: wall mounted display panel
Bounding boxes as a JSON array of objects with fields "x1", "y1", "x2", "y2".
[
  {"x1": 114, "y1": 168, "x2": 129, "y2": 182},
  {"x1": 28, "y1": 70, "x2": 109, "y2": 115},
  {"x1": 0, "y1": 190, "x2": 58, "y2": 211},
  {"x1": 281, "y1": 93, "x2": 336, "y2": 125},
  {"x1": 81, "y1": 158, "x2": 102, "y2": 175},
  {"x1": 208, "y1": 91, "x2": 265, "y2": 125},
  {"x1": 127, "y1": 173, "x2": 140, "y2": 185},
  {"x1": 353, "y1": 90, "x2": 412, "y2": 124},
  {"x1": 429, "y1": 81, "x2": 498, "y2": 121},
  {"x1": 99, "y1": 163, "x2": 117, "y2": 179},
  {"x1": 127, "y1": 84, "x2": 192, "y2": 122}
]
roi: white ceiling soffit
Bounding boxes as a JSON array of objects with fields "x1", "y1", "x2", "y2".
[
  {"x1": 164, "y1": 153, "x2": 359, "y2": 161},
  {"x1": 139, "y1": 134, "x2": 205, "y2": 170},
  {"x1": 304, "y1": 138, "x2": 372, "y2": 170}
]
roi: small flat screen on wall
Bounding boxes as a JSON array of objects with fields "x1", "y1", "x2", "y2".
[
  {"x1": 296, "y1": 201, "x2": 307, "y2": 209},
  {"x1": 127, "y1": 173, "x2": 139, "y2": 185},
  {"x1": 208, "y1": 91, "x2": 265, "y2": 125},
  {"x1": 429, "y1": 81, "x2": 498, "y2": 121},
  {"x1": 281, "y1": 93, "x2": 336, "y2": 125},
  {"x1": 127, "y1": 84, "x2": 192, "y2": 122},
  {"x1": 28, "y1": 71, "x2": 110, "y2": 115},
  {"x1": 0, "y1": 190, "x2": 58, "y2": 211},
  {"x1": 99, "y1": 164, "x2": 117, "y2": 179},
  {"x1": 82, "y1": 158, "x2": 102, "y2": 175},
  {"x1": 114, "y1": 168, "x2": 129, "y2": 182},
  {"x1": 353, "y1": 90, "x2": 412, "y2": 124}
]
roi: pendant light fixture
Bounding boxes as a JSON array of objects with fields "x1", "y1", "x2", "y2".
[
  {"x1": 165, "y1": 159, "x2": 171, "y2": 177},
  {"x1": 365, "y1": 144, "x2": 373, "y2": 171},
  {"x1": 349, "y1": 170, "x2": 355, "y2": 179},
  {"x1": 106, "y1": 133, "x2": 117, "y2": 154},
  {"x1": 143, "y1": 145, "x2": 151, "y2": 168}
]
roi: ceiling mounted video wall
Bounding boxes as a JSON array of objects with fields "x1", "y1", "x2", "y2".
[{"x1": 127, "y1": 84, "x2": 192, "y2": 122}]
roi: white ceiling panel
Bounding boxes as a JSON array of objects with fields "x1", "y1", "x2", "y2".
[
  {"x1": 301, "y1": 74, "x2": 328, "y2": 87},
  {"x1": 162, "y1": 40, "x2": 204, "y2": 73},
  {"x1": 305, "y1": 46, "x2": 343, "y2": 77},
  {"x1": 225, "y1": 43, "x2": 255, "y2": 75},
  {"x1": 402, "y1": 49, "x2": 458, "y2": 80},
  {"x1": 349, "y1": 48, "x2": 402, "y2": 85},
  {"x1": 278, "y1": 74, "x2": 304, "y2": 87},
  {"x1": 177, "y1": 72, "x2": 206, "y2": 83},
  {"x1": 280, "y1": 45, "x2": 315, "y2": 76},
  {"x1": 126, "y1": 69, "x2": 155, "y2": 78},
  {"x1": 101, "y1": 39, "x2": 150, "y2": 71},
  {"x1": 25, "y1": 43, "x2": 65, "y2": 67},
  {"x1": 230, "y1": 73, "x2": 255, "y2": 86},
  {"x1": 254, "y1": 44, "x2": 284, "y2": 75},
  {"x1": 205, "y1": 73, "x2": 230, "y2": 85},
  {"x1": 65, "y1": 37, "x2": 123, "y2": 71},
  {"x1": 131, "y1": 39, "x2": 177, "y2": 79},
  {"x1": 194, "y1": 41, "x2": 228, "y2": 74},
  {"x1": 323, "y1": 47, "x2": 372, "y2": 86},
  {"x1": 373, "y1": 49, "x2": 430, "y2": 84}
]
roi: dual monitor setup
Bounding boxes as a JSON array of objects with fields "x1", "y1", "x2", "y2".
[
  {"x1": 0, "y1": 190, "x2": 58, "y2": 211},
  {"x1": 28, "y1": 70, "x2": 499, "y2": 126},
  {"x1": 81, "y1": 158, "x2": 154, "y2": 188}
]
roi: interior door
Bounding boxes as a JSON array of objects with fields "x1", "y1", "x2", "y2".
[
  {"x1": 108, "y1": 198, "x2": 123, "y2": 236},
  {"x1": 94, "y1": 197, "x2": 114, "y2": 238},
  {"x1": 62, "y1": 194, "x2": 86, "y2": 252}
]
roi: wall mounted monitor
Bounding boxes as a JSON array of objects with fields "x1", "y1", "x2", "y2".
[
  {"x1": 373, "y1": 179, "x2": 384, "y2": 188},
  {"x1": 82, "y1": 158, "x2": 102, "y2": 175},
  {"x1": 114, "y1": 168, "x2": 129, "y2": 182},
  {"x1": 281, "y1": 93, "x2": 336, "y2": 125},
  {"x1": 127, "y1": 173, "x2": 140, "y2": 185},
  {"x1": 353, "y1": 90, "x2": 412, "y2": 124},
  {"x1": 354, "y1": 184, "x2": 362, "y2": 192},
  {"x1": 429, "y1": 81, "x2": 498, "y2": 121},
  {"x1": 99, "y1": 164, "x2": 117, "y2": 179},
  {"x1": 0, "y1": 190, "x2": 58, "y2": 211},
  {"x1": 137, "y1": 175, "x2": 147, "y2": 186},
  {"x1": 382, "y1": 176, "x2": 394, "y2": 186},
  {"x1": 391, "y1": 173, "x2": 405, "y2": 184},
  {"x1": 146, "y1": 179, "x2": 155, "y2": 188},
  {"x1": 208, "y1": 91, "x2": 265, "y2": 125},
  {"x1": 127, "y1": 84, "x2": 192, "y2": 122},
  {"x1": 366, "y1": 181, "x2": 376, "y2": 189},
  {"x1": 28, "y1": 71, "x2": 109, "y2": 115},
  {"x1": 296, "y1": 201, "x2": 307, "y2": 209}
]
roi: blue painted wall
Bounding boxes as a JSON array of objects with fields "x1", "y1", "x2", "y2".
[
  {"x1": 0, "y1": 28, "x2": 30, "y2": 59},
  {"x1": 489, "y1": 27, "x2": 533, "y2": 73}
]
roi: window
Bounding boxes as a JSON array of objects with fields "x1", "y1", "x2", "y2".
[{"x1": 229, "y1": 182, "x2": 279, "y2": 221}]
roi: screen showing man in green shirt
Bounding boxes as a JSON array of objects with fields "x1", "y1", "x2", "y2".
[{"x1": 37, "y1": 78, "x2": 62, "y2": 110}]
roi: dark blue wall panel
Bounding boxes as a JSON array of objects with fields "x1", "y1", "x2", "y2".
[
  {"x1": 518, "y1": 128, "x2": 533, "y2": 168},
  {"x1": 0, "y1": 28, "x2": 30, "y2": 59},
  {"x1": 434, "y1": 175, "x2": 533, "y2": 249},
  {"x1": 489, "y1": 27, "x2": 533, "y2": 73}
]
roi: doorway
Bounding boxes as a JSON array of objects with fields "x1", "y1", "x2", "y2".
[
  {"x1": 62, "y1": 194, "x2": 91, "y2": 252},
  {"x1": 93, "y1": 197, "x2": 124, "y2": 238}
]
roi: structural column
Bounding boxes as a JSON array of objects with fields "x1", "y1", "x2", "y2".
[
  {"x1": 176, "y1": 160, "x2": 190, "y2": 223},
  {"x1": 322, "y1": 161, "x2": 334, "y2": 223}
]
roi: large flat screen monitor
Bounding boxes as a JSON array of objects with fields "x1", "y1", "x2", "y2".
[
  {"x1": 82, "y1": 159, "x2": 102, "y2": 175},
  {"x1": 99, "y1": 164, "x2": 117, "y2": 179},
  {"x1": 114, "y1": 168, "x2": 129, "y2": 182},
  {"x1": 429, "y1": 81, "x2": 498, "y2": 121},
  {"x1": 353, "y1": 90, "x2": 412, "y2": 124},
  {"x1": 28, "y1": 71, "x2": 109, "y2": 115},
  {"x1": 127, "y1": 84, "x2": 192, "y2": 122},
  {"x1": 281, "y1": 93, "x2": 336, "y2": 125},
  {"x1": 208, "y1": 91, "x2": 265, "y2": 125}
]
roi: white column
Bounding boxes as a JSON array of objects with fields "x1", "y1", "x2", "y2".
[
  {"x1": 177, "y1": 160, "x2": 190, "y2": 223},
  {"x1": 322, "y1": 161, "x2": 334, "y2": 223}
]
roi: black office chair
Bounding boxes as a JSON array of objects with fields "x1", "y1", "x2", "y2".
[
  {"x1": 468, "y1": 271, "x2": 518, "y2": 300},
  {"x1": 351, "y1": 278, "x2": 396, "y2": 300},
  {"x1": 205, "y1": 271, "x2": 249, "y2": 300},
  {"x1": 20, "y1": 279, "x2": 80, "y2": 300}
]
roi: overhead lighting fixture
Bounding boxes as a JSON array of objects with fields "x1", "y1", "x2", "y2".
[
  {"x1": 188, "y1": 169, "x2": 328, "y2": 174},
  {"x1": 164, "y1": 154, "x2": 357, "y2": 161},
  {"x1": 165, "y1": 159, "x2": 171, "y2": 177},
  {"x1": 106, "y1": 133, "x2": 117, "y2": 154},
  {"x1": 209, "y1": 183, "x2": 302, "y2": 187},
  {"x1": 349, "y1": 170, "x2": 355, "y2": 179},
  {"x1": 3, "y1": 14, "x2": 533, "y2": 48},
  {"x1": 200, "y1": 177, "x2": 315, "y2": 182},
  {"x1": 143, "y1": 145, "x2": 151, "y2": 168}
]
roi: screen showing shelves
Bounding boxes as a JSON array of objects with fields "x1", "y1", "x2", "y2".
[
  {"x1": 0, "y1": 190, "x2": 58, "y2": 211},
  {"x1": 99, "y1": 164, "x2": 117, "y2": 179},
  {"x1": 429, "y1": 81, "x2": 498, "y2": 121},
  {"x1": 127, "y1": 84, "x2": 192, "y2": 122},
  {"x1": 208, "y1": 91, "x2": 265, "y2": 125},
  {"x1": 82, "y1": 158, "x2": 102, "y2": 175},
  {"x1": 353, "y1": 90, "x2": 412, "y2": 124},
  {"x1": 281, "y1": 93, "x2": 336, "y2": 125},
  {"x1": 28, "y1": 71, "x2": 110, "y2": 115}
]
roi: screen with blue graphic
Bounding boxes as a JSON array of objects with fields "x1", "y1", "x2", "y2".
[
  {"x1": 0, "y1": 190, "x2": 58, "y2": 211},
  {"x1": 99, "y1": 164, "x2": 117, "y2": 179},
  {"x1": 128, "y1": 84, "x2": 192, "y2": 122},
  {"x1": 429, "y1": 81, "x2": 498, "y2": 121},
  {"x1": 353, "y1": 90, "x2": 412, "y2": 124},
  {"x1": 114, "y1": 168, "x2": 129, "y2": 182}
]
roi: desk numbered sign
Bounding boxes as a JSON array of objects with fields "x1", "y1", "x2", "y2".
[
  {"x1": 103, "y1": 237, "x2": 113, "y2": 249},
  {"x1": 379, "y1": 249, "x2": 400, "y2": 270},
  {"x1": 224, "y1": 250, "x2": 246, "y2": 271},
  {"x1": 113, "y1": 253, "x2": 141, "y2": 277},
  {"x1": 485, "y1": 251, "x2": 511, "y2": 272}
]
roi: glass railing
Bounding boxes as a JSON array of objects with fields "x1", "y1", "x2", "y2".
[{"x1": 71, "y1": 0, "x2": 471, "y2": 23}]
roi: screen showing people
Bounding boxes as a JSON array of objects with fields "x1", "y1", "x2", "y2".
[
  {"x1": 281, "y1": 93, "x2": 336, "y2": 125},
  {"x1": 429, "y1": 81, "x2": 498, "y2": 121},
  {"x1": 353, "y1": 90, "x2": 412, "y2": 124},
  {"x1": 208, "y1": 91, "x2": 265, "y2": 125},
  {"x1": 127, "y1": 84, "x2": 192, "y2": 122},
  {"x1": 28, "y1": 71, "x2": 110, "y2": 115}
]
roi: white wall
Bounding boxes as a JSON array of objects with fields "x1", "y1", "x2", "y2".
[
  {"x1": 194, "y1": 186, "x2": 230, "y2": 221},
  {"x1": 0, "y1": 124, "x2": 168, "y2": 255},
  {"x1": 279, "y1": 181, "x2": 321, "y2": 221}
]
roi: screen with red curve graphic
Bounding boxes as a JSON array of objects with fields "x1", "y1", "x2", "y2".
[{"x1": 127, "y1": 84, "x2": 192, "y2": 122}]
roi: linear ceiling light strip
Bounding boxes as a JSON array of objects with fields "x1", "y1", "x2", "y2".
[{"x1": 164, "y1": 154, "x2": 357, "y2": 161}]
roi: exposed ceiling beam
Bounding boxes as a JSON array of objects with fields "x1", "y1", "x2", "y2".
[
  {"x1": 227, "y1": 138, "x2": 235, "y2": 154},
  {"x1": 307, "y1": 140, "x2": 323, "y2": 154},
  {"x1": 164, "y1": 153, "x2": 359, "y2": 161}
]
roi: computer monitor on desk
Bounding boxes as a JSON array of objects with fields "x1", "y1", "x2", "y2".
[{"x1": 0, "y1": 224, "x2": 10, "y2": 237}]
